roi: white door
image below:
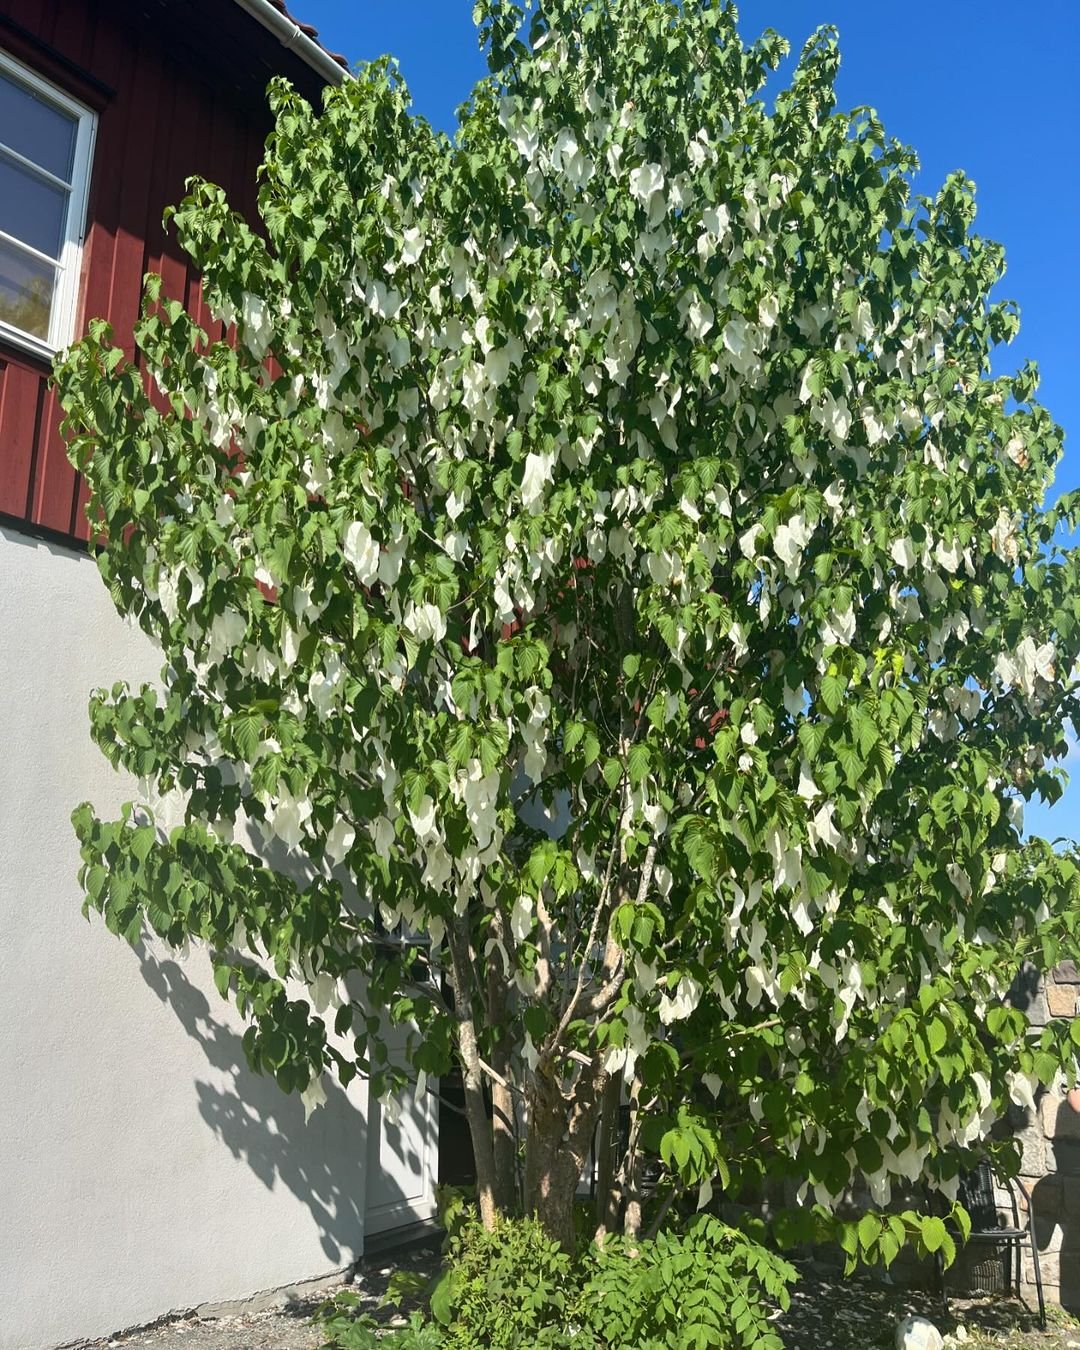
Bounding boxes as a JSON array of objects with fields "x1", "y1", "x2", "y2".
[{"x1": 365, "y1": 1058, "x2": 438, "y2": 1236}]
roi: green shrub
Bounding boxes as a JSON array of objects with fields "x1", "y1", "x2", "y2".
[
  {"x1": 434, "y1": 1215, "x2": 589, "y2": 1348},
  {"x1": 582, "y1": 1215, "x2": 798, "y2": 1350},
  {"x1": 315, "y1": 1214, "x2": 796, "y2": 1349}
]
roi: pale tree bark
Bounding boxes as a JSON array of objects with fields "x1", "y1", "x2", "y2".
[
  {"x1": 622, "y1": 1076, "x2": 646, "y2": 1240},
  {"x1": 485, "y1": 913, "x2": 519, "y2": 1216},
  {"x1": 447, "y1": 917, "x2": 499, "y2": 1230},
  {"x1": 525, "y1": 1059, "x2": 608, "y2": 1251}
]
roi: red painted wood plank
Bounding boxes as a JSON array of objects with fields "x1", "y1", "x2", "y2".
[
  {"x1": 28, "y1": 384, "x2": 79, "y2": 534},
  {"x1": 45, "y1": 0, "x2": 93, "y2": 68},
  {"x1": 105, "y1": 42, "x2": 165, "y2": 360},
  {"x1": 0, "y1": 358, "x2": 46, "y2": 518}
]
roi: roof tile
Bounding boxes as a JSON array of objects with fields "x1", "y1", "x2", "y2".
[{"x1": 261, "y1": 0, "x2": 350, "y2": 71}]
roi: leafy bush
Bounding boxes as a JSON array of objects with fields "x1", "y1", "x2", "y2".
[
  {"x1": 583, "y1": 1215, "x2": 798, "y2": 1350},
  {"x1": 434, "y1": 1215, "x2": 588, "y2": 1348},
  {"x1": 315, "y1": 1214, "x2": 797, "y2": 1349}
]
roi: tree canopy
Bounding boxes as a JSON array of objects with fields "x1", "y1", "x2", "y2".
[{"x1": 59, "y1": 0, "x2": 1080, "y2": 1259}]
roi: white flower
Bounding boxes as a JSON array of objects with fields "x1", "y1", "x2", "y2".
[
  {"x1": 309, "y1": 972, "x2": 343, "y2": 1014},
  {"x1": 629, "y1": 162, "x2": 665, "y2": 209},
  {"x1": 373, "y1": 813, "x2": 395, "y2": 856},
  {"x1": 270, "y1": 785, "x2": 312, "y2": 851},
  {"x1": 759, "y1": 294, "x2": 780, "y2": 329},
  {"x1": 738, "y1": 523, "x2": 763, "y2": 560},
  {"x1": 157, "y1": 567, "x2": 180, "y2": 622},
  {"x1": 686, "y1": 292, "x2": 714, "y2": 340},
  {"x1": 511, "y1": 122, "x2": 539, "y2": 161},
  {"x1": 325, "y1": 817, "x2": 355, "y2": 865},
  {"x1": 728, "y1": 622, "x2": 749, "y2": 663},
  {"x1": 808, "y1": 802, "x2": 843, "y2": 851},
  {"x1": 400, "y1": 226, "x2": 425, "y2": 265},
  {"x1": 344, "y1": 521, "x2": 380, "y2": 585},
  {"x1": 797, "y1": 762, "x2": 819, "y2": 800},
  {"x1": 890, "y1": 537, "x2": 915, "y2": 571},
  {"x1": 301, "y1": 1075, "x2": 327, "y2": 1123},
  {"x1": 1006, "y1": 1070, "x2": 1038, "y2": 1114},
  {"x1": 520, "y1": 451, "x2": 555, "y2": 514},
  {"x1": 990, "y1": 509, "x2": 1019, "y2": 564},
  {"x1": 773, "y1": 512, "x2": 812, "y2": 569},
  {"x1": 862, "y1": 406, "x2": 887, "y2": 445},
  {"x1": 814, "y1": 390, "x2": 851, "y2": 443},
  {"x1": 935, "y1": 538, "x2": 962, "y2": 574},
  {"x1": 821, "y1": 604, "x2": 856, "y2": 647},
  {"x1": 378, "y1": 522, "x2": 407, "y2": 586},
  {"x1": 658, "y1": 974, "x2": 703, "y2": 1025},
  {"x1": 408, "y1": 794, "x2": 437, "y2": 842},
  {"x1": 549, "y1": 127, "x2": 593, "y2": 188},
  {"x1": 511, "y1": 894, "x2": 534, "y2": 945},
  {"x1": 723, "y1": 318, "x2": 749, "y2": 359},
  {"x1": 240, "y1": 291, "x2": 273, "y2": 361},
  {"x1": 998, "y1": 637, "x2": 1056, "y2": 697},
  {"x1": 1004, "y1": 434, "x2": 1029, "y2": 468},
  {"x1": 404, "y1": 602, "x2": 447, "y2": 645}
]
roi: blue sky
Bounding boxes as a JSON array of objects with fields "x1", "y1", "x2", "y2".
[{"x1": 298, "y1": 1, "x2": 1080, "y2": 842}]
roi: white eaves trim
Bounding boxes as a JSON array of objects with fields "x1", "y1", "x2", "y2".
[{"x1": 231, "y1": 0, "x2": 349, "y2": 86}]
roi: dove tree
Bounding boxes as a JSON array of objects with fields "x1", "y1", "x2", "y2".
[{"x1": 58, "y1": 0, "x2": 1080, "y2": 1256}]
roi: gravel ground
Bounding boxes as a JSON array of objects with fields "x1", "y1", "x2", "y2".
[
  {"x1": 771, "y1": 1265, "x2": 1080, "y2": 1348},
  {"x1": 76, "y1": 1244, "x2": 439, "y2": 1350},
  {"x1": 79, "y1": 1246, "x2": 1080, "y2": 1349}
]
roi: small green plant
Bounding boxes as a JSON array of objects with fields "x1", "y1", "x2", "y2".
[
  {"x1": 583, "y1": 1214, "x2": 798, "y2": 1350},
  {"x1": 314, "y1": 1294, "x2": 445, "y2": 1349}
]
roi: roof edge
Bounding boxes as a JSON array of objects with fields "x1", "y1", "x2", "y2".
[{"x1": 231, "y1": 0, "x2": 349, "y2": 86}]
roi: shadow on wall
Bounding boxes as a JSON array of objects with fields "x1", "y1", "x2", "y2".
[{"x1": 134, "y1": 942, "x2": 378, "y2": 1267}]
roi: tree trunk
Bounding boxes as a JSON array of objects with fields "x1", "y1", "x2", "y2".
[
  {"x1": 525, "y1": 1090, "x2": 583, "y2": 1252},
  {"x1": 622, "y1": 1077, "x2": 645, "y2": 1240},
  {"x1": 593, "y1": 1069, "x2": 623, "y2": 1240},
  {"x1": 524, "y1": 1064, "x2": 607, "y2": 1251},
  {"x1": 447, "y1": 919, "x2": 499, "y2": 1230},
  {"x1": 490, "y1": 1074, "x2": 518, "y2": 1215},
  {"x1": 487, "y1": 912, "x2": 519, "y2": 1216}
]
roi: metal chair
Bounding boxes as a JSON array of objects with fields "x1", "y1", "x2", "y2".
[{"x1": 935, "y1": 1161, "x2": 1046, "y2": 1330}]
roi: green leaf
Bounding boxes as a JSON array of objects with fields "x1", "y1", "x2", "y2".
[
  {"x1": 820, "y1": 674, "x2": 844, "y2": 715},
  {"x1": 920, "y1": 1216, "x2": 948, "y2": 1254},
  {"x1": 856, "y1": 1212, "x2": 879, "y2": 1254}
]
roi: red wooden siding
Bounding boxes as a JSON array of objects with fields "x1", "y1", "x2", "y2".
[{"x1": 0, "y1": 0, "x2": 329, "y2": 544}]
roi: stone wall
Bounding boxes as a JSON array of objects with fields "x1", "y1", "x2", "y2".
[{"x1": 1011, "y1": 962, "x2": 1080, "y2": 1311}]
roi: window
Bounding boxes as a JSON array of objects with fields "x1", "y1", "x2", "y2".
[{"x1": 0, "y1": 49, "x2": 95, "y2": 357}]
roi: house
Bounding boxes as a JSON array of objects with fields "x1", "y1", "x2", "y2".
[{"x1": 0, "y1": 4, "x2": 437, "y2": 1347}]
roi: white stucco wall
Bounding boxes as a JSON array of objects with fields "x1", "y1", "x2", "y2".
[{"x1": 0, "y1": 529, "x2": 401, "y2": 1350}]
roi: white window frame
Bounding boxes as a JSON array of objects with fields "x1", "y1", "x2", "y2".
[{"x1": 0, "y1": 47, "x2": 96, "y2": 360}]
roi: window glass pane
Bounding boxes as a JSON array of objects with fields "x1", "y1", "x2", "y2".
[
  {"x1": 0, "y1": 152, "x2": 68, "y2": 258},
  {"x1": 0, "y1": 68, "x2": 76, "y2": 181},
  {"x1": 0, "y1": 236, "x2": 56, "y2": 339}
]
